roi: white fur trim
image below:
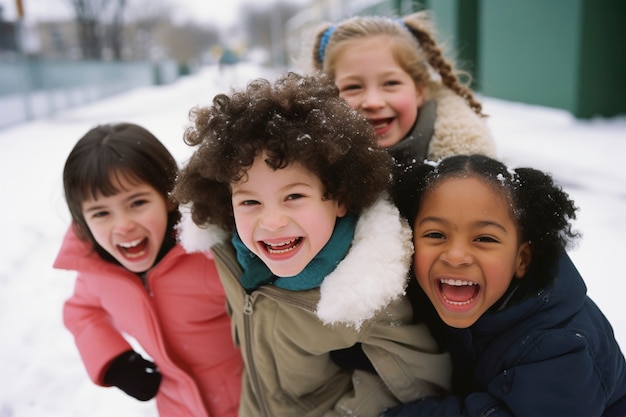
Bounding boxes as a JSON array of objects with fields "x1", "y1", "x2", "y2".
[
  {"x1": 428, "y1": 86, "x2": 497, "y2": 160},
  {"x1": 176, "y1": 205, "x2": 229, "y2": 253},
  {"x1": 316, "y1": 197, "x2": 414, "y2": 330}
]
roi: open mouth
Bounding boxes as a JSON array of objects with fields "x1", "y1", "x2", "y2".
[
  {"x1": 117, "y1": 237, "x2": 148, "y2": 259},
  {"x1": 262, "y1": 237, "x2": 302, "y2": 255},
  {"x1": 370, "y1": 117, "x2": 393, "y2": 132},
  {"x1": 438, "y1": 278, "x2": 480, "y2": 306}
]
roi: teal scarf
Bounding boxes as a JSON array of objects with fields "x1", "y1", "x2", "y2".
[{"x1": 232, "y1": 214, "x2": 357, "y2": 292}]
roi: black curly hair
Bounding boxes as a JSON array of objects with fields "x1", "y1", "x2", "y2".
[
  {"x1": 175, "y1": 71, "x2": 393, "y2": 231},
  {"x1": 391, "y1": 154, "x2": 580, "y2": 294}
]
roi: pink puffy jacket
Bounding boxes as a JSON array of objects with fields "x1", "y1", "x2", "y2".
[{"x1": 54, "y1": 227, "x2": 242, "y2": 417}]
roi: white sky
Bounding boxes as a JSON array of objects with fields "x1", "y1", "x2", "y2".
[{"x1": 0, "y1": 0, "x2": 307, "y2": 28}]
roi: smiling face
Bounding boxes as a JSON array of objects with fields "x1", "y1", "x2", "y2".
[
  {"x1": 231, "y1": 153, "x2": 347, "y2": 277},
  {"x1": 333, "y1": 35, "x2": 425, "y2": 148},
  {"x1": 82, "y1": 173, "x2": 170, "y2": 273},
  {"x1": 413, "y1": 176, "x2": 531, "y2": 328}
]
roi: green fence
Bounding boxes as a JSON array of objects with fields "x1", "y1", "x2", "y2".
[{"x1": 0, "y1": 59, "x2": 179, "y2": 128}]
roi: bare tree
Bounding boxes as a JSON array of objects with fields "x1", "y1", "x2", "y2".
[
  {"x1": 124, "y1": 0, "x2": 172, "y2": 60},
  {"x1": 242, "y1": 1, "x2": 302, "y2": 66},
  {"x1": 67, "y1": 0, "x2": 220, "y2": 65},
  {"x1": 157, "y1": 21, "x2": 220, "y2": 68},
  {"x1": 69, "y1": 0, "x2": 128, "y2": 60},
  {"x1": 107, "y1": 0, "x2": 126, "y2": 59}
]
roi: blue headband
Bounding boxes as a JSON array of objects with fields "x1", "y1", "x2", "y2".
[
  {"x1": 318, "y1": 18, "x2": 408, "y2": 64},
  {"x1": 318, "y1": 25, "x2": 336, "y2": 63}
]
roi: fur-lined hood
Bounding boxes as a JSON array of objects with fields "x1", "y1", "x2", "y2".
[
  {"x1": 427, "y1": 84, "x2": 497, "y2": 161},
  {"x1": 177, "y1": 197, "x2": 414, "y2": 329}
]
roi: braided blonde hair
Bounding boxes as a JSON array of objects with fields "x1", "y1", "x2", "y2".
[{"x1": 311, "y1": 12, "x2": 485, "y2": 117}]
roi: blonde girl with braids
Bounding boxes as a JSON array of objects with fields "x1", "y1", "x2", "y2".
[{"x1": 310, "y1": 11, "x2": 496, "y2": 166}]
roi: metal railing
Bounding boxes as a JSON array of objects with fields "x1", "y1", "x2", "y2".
[{"x1": 0, "y1": 59, "x2": 179, "y2": 128}]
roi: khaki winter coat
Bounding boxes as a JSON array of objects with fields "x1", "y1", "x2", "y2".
[{"x1": 180, "y1": 198, "x2": 452, "y2": 417}]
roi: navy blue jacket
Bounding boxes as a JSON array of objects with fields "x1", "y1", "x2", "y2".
[{"x1": 382, "y1": 254, "x2": 626, "y2": 417}]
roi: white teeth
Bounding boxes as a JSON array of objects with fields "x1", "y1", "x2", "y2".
[
  {"x1": 267, "y1": 246, "x2": 296, "y2": 254},
  {"x1": 445, "y1": 298, "x2": 473, "y2": 306},
  {"x1": 118, "y1": 238, "x2": 143, "y2": 248},
  {"x1": 440, "y1": 278, "x2": 477, "y2": 286},
  {"x1": 266, "y1": 238, "x2": 297, "y2": 248},
  {"x1": 264, "y1": 238, "x2": 300, "y2": 254}
]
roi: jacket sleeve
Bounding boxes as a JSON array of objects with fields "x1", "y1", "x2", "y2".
[
  {"x1": 323, "y1": 314, "x2": 452, "y2": 417},
  {"x1": 320, "y1": 296, "x2": 452, "y2": 417},
  {"x1": 380, "y1": 394, "x2": 510, "y2": 417},
  {"x1": 362, "y1": 317, "x2": 452, "y2": 403},
  {"x1": 324, "y1": 370, "x2": 401, "y2": 417},
  {"x1": 381, "y1": 330, "x2": 609, "y2": 417},
  {"x1": 63, "y1": 274, "x2": 132, "y2": 386}
]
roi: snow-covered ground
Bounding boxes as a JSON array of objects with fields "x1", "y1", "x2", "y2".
[{"x1": 1, "y1": 63, "x2": 624, "y2": 416}]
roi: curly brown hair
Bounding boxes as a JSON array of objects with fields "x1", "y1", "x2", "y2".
[
  {"x1": 310, "y1": 12, "x2": 485, "y2": 116},
  {"x1": 174, "y1": 72, "x2": 393, "y2": 232}
]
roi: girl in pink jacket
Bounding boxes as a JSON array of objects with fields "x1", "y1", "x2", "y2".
[{"x1": 54, "y1": 123, "x2": 242, "y2": 417}]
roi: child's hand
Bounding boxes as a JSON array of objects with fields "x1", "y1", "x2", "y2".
[{"x1": 104, "y1": 350, "x2": 162, "y2": 401}]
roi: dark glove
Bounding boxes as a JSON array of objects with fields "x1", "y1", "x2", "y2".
[{"x1": 103, "y1": 350, "x2": 162, "y2": 401}]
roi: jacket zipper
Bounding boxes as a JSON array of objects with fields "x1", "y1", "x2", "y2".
[
  {"x1": 139, "y1": 271, "x2": 153, "y2": 297},
  {"x1": 242, "y1": 293, "x2": 273, "y2": 417},
  {"x1": 241, "y1": 288, "x2": 317, "y2": 417},
  {"x1": 214, "y1": 242, "x2": 318, "y2": 415}
]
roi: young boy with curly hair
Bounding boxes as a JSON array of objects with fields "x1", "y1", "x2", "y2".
[{"x1": 174, "y1": 72, "x2": 451, "y2": 417}]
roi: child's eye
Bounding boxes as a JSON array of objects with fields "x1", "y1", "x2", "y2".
[
  {"x1": 286, "y1": 194, "x2": 303, "y2": 201},
  {"x1": 239, "y1": 200, "x2": 259, "y2": 206},
  {"x1": 384, "y1": 80, "x2": 401, "y2": 87},
  {"x1": 424, "y1": 231, "x2": 445, "y2": 239},
  {"x1": 340, "y1": 84, "x2": 361, "y2": 92},
  {"x1": 475, "y1": 235, "x2": 499, "y2": 243},
  {"x1": 91, "y1": 210, "x2": 109, "y2": 219},
  {"x1": 131, "y1": 199, "x2": 148, "y2": 208}
]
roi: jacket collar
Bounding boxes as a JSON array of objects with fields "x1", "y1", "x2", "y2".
[
  {"x1": 179, "y1": 197, "x2": 413, "y2": 330},
  {"x1": 387, "y1": 99, "x2": 437, "y2": 166},
  {"x1": 316, "y1": 197, "x2": 413, "y2": 329},
  {"x1": 472, "y1": 253, "x2": 587, "y2": 335}
]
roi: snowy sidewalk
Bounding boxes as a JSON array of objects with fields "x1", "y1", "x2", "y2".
[{"x1": 1, "y1": 63, "x2": 624, "y2": 416}]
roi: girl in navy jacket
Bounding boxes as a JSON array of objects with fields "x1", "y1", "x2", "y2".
[{"x1": 385, "y1": 154, "x2": 626, "y2": 417}]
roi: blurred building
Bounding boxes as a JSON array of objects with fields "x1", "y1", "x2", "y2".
[
  {"x1": 37, "y1": 20, "x2": 81, "y2": 59},
  {"x1": 288, "y1": 0, "x2": 626, "y2": 118},
  {"x1": 0, "y1": 5, "x2": 18, "y2": 58}
]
